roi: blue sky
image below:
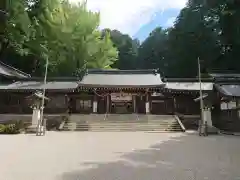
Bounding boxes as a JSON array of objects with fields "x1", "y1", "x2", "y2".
[
  {"x1": 70, "y1": 0, "x2": 187, "y2": 41},
  {"x1": 133, "y1": 8, "x2": 182, "y2": 41}
]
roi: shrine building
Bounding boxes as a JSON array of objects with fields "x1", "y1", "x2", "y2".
[{"x1": 0, "y1": 62, "x2": 240, "y2": 132}]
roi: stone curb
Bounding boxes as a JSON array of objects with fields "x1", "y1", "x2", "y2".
[{"x1": 219, "y1": 131, "x2": 240, "y2": 136}]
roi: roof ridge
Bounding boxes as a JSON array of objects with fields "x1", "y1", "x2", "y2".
[
  {"x1": 87, "y1": 69, "x2": 159, "y2": 74},
  {"x1": 20, "y1": 76, "x2": 81, "y2": 81}
]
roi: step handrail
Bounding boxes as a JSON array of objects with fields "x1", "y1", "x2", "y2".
[{"x1": 174, "y1": 115, "x2": 186, "y2": 132}]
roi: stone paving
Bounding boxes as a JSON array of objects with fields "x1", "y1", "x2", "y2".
[{"x1": 0, "y1": 132, "x2": 240, "y2": 180}]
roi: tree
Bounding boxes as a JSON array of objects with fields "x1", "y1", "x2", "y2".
[
  {"x1": 165, "y1": 1, "x2": 221, "y2": 77},
  {"x1": 103, "y1": 29, "x2": 138, "y2": 70},
  {"x1": 53, "y1": 1, "x2": 118, "y2": 76},
  {"x1": 137, "y1": 27, "x2": 169, "y2": 71},
  {"x1": 0, "y1": 0, "x2": 7, "y2": 55},
  {"x1": 86, "y1": 31, "x2": 118, "y2": 69},
  {"x1": 205, "y1": 0, "x2": 240, "y2": 71},
  {"x1": 1, "y1": 0, "x2": 118, "y2": 76},
  {"x1": 137, "y1": 0, "x2": 240, "y2": 77}
]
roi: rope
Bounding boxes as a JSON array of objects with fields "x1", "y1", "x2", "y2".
[
  {"x1": 135, "y1": 91, "x2": 149, "y2": 97},
  {"x1": 93, "y1": 89, "x2": 110, "y2": 97}
]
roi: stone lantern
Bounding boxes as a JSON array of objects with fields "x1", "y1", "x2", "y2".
[{"x1": 26, "y1": 91, "x2": 50, "y2": 133}]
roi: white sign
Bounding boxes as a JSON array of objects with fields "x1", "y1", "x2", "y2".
[
  {"x1": 152, "y1": 92, "x2": 164, "y2": 97},
  {"x1": 111, "y1": 93, "x2": 132, "y2": 102}
]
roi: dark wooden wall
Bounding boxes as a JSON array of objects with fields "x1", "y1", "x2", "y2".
[
  {"x1": 174, "y1": 95, "x2": 200, "y2": 115},
  {"x1": 150, "y1": 96, "x2": 174, "y2": 115},
  {"x1": 0, "y1": 92, "x2": 31, "y2": 114}
]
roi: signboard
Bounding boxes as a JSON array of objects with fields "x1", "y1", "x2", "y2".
[
  {"x1": 152, "y1": 92, "x2": 164, "y2": 97},
  {"x1": 111, "y1": 93, "x2": 132, "y2": 102}
]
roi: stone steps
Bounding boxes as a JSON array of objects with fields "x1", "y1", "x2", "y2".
[
  {"x1": 63, "y1": 125, "x2": 182, "y2": 132},
  {"x1": 62, "y1": 114, "x2": 184, "y2": 132}
]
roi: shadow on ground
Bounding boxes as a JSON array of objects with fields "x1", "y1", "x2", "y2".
[{"x1": 60, "y1": 134, "x2": 240, "y2": 180}]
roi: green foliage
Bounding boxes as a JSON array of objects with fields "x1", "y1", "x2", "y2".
[
  {"x1": 6, "y1": 0, "x2": 34, "y2": 55},
  {"x1": 0, "y1": 123, "x2": 20, "y2": 134},
  {"x1": 2, "y1": 0, "x2": 240, "y2": 77},
  {"x1": 0, "y1": 120, "x2": 26, "y2": 134},
  {"x1": 4, "y1": 124, "x2": 16, "y2": 134},
  {"x1": 2, "y1": 0, "x2": 118, "y2": 76},
  {"x1": 137, "y1": 0, "x2": 240, "y2": 77},
  {"x1": 103, "y1": 29, "x2": 138, "y2": 70},
  {"x1": 0, "y1": 0, "x2": 7, "y2": 35},
  {"x1": 0, "y1": 124, "x2": 5, "y2": 133},
  {"x1": 137, "y1": 27, "x2": 169, "y2": 70}
]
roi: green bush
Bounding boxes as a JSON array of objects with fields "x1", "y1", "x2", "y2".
[
  {"x1": 14, "y1": 120, "x2": 26, "y2": 131},
  {"x1": 4, "y1": 124, "x2": 20, "y2": 134},
  {"x1": 0, "y1": 124, "x2": 5, "y2": 134}
]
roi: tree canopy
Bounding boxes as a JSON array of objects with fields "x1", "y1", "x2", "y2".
[
  {"x1": 1, "y1": 0, "x2": 118, "y2": 76},
  {"x1": 0, "y1": 0, "x2": 239, "y2": 78},
  {"x1": 136, "y1": 0, "x2": 240, "y2": 77}
]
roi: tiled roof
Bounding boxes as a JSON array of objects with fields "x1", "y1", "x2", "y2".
[
  {"x1": 0, "y1": 81, "x2": 78, "y2": 91},
  {"x1": 0, "y1": 61, "x2": 30, "y2": 78},
  {"x1": 215, "y1": 84, "x2": 240, "y2": 97},
  {"x1": 166, "y1": 82, "x2": 213, "y2": 91},
  {"x1": 79, "y1": 69, "x2": 164, "y2": 88},
  {"x1": 209, "y1": 73, "x2": 240, "y2": 78}
]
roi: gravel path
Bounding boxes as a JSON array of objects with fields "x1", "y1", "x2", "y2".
[{"x1": 0, "y1": 132, "x2": 240, "y2": 180}]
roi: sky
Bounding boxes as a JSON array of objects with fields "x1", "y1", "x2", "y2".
[{"x1": 69, "y1": 0, "x2": 187, "y2": 41}]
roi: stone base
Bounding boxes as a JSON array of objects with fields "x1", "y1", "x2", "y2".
[
  {"x1": 219, "y1": 131, "x2": 240, "y2": 136},
  {"x1": 25, "y1": 125, "x2": 38, "y2": 133},
  {"x1": 207, "y1": 126, "x2": 219, "y2": 134},
  {"x1": 25, "y1": 125, "x2": 45, "y2": 134}
]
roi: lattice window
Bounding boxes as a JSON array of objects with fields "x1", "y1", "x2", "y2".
[
  {"x1": 221, "y1": 101, "x2": 237, "y2": 110},
  {"x1": 76, "y1": 100, "x2": 92, "y2": 110}
]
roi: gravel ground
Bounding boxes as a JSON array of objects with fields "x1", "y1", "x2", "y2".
[{"x1": 0, "y1": 132, "x2": 240, "y2": 180}]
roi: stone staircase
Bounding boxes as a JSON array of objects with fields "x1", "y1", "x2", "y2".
[{"x1": 62, "y1": 114, "x2": 185, "y2": 132}]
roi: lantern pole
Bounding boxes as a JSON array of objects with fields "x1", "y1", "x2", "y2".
[
  {"x1": 36, "y1": 55, "x2": 49, "y2": 136},
  {"x1": 198, "y1": 57, "x2": 204, "y2": 135}
]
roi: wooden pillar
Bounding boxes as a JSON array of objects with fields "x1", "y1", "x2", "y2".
[
  {"x1": 133, "y1": 95, "x2": 136, "y2": 113},
  {"x1": 106, "y1": 95, "x2": 110, "y2": 113},
  {"x1": 173, "y1": 97, "x2": 177, "y2": 114},
  {"x1": 68, "y1": 95, "x2": 76, "y2": 114},
  {"x1": 236, "y1": 99, "x2": 240, "y2": 118},
  {"x1": 93, "y1": 95, "x2": 98, "y2": 113},
  {"x1": 145, "y1": 93, "x2": 150, "y2": 114}
]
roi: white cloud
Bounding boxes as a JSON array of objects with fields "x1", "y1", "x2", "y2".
[
  {"x1": 69, "y1": 0, "x2": 187, "y2": 35},
  {"x1": 165, "y1": 17, "x2": 176, "y2": 27}
]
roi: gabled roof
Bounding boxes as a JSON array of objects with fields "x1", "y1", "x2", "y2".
[
  {"x1": 78, "y1": 69, "x2": 164, "y2": 88},
  {"x1": 209, "y1": 73, "x2": 240, "y2": 78},
  {"x1": 166, "y1": 82, "x2": 213, "y2": 91},
  {"x1": 164, "y1": 77, "x2": 213, "y2": 82},
  {"x1": 215, "y1": 84, "x2": 240, "y2": 97},
  {"x1": 0, "y1": 61, "x2": 30, "y2": 78},
  {"x1": 0, "y1": 81, "x2": 78, "y2": 91}
]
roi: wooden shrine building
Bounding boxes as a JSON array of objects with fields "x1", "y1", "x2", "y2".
[
  {"x1": 0, "y1": 65, "x2": 240, "y2": 132},
  {"x1": 0, "y1": 69, "x2": 213, "y2": 116}
]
